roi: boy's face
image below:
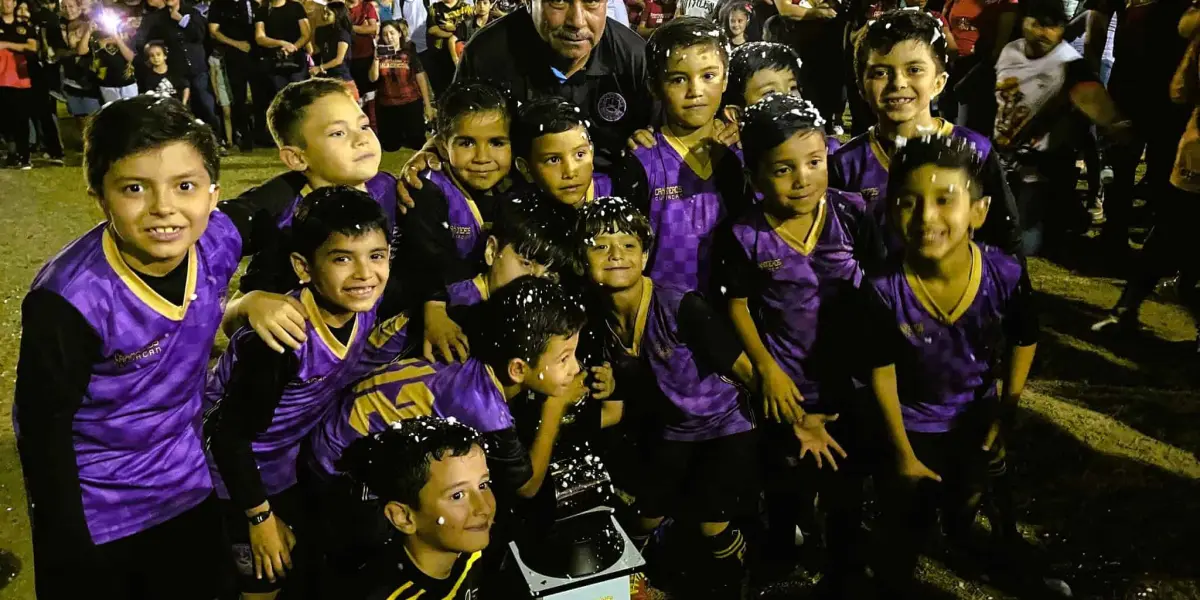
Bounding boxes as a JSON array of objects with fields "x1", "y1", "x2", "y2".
[
  {"x1": 754, "y1": 130, "x2": 827, "y2": 217},
  {"x1": 728, "y1": 10, "x2": 747, "y2": 36},
  {"x1": 283, "y1": 92, "x2": 382, "y2": 189},
  {"x1": 147, "y1": 45, "x2": 166, "y2": 67},
  {"x1": 520, "y1": 125, "x2": 594, "y2": 207},
  {"x1": 892, "y1": 165, "x2": 988, "y2": 262},
  {"x1": 1022, "y1": 17, "x2": 1064, "y2": 58},
  {"x1": 96, "y1": 141, "x2": 219, "y2": 274},
  {"x1": 475, "y1": 0, "x2": 491, "y2": 16},
  {"x1": 658, "y1": 43, "x2": 727, "y2": 131},
  {"x1": 440, "y1": 110, "x2": 512, "y2": 192},
  {"x1": 291, "y1": 229, "x2": 390, "y2": 314},
  {"x1": 520, "y1": 332, "x2": 582, "y2": 397},
  {"x1": 861, "y1": 40, "x2": 947, "y2": 127},
  {"x1": 400, "y1": 445, "x2": 496, "y2": 555},
  {"x1": 484, "y1": 237, "x2": 551, "y2": 290},
  {"x1": 743, "y1": 67, "x2": 800, "y2": 106},
  {"x1": 585, "y1": 231, "x2": 646, "y2": 291}
]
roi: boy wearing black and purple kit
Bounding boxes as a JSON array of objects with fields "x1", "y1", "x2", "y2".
[
  {"x1": 863, "y1": 136, "x2": 1041, "y2": 597},
  {"x1": 204, "y1": 187, "x2": 391, "y2": 597},
  {"x1": 512, "y1": 96, "x2": 615, "y2": 209},
  {"x1": 13, "y1": 96, "x2": 296, "y2": 599}
]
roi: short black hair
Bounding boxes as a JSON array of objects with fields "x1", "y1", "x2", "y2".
[
  {"x1": 576, "y1": 195, "x2": 654, "y2": 254},
  {"x1": 145, "y1": 39, "x2": 168, "y2": 53},
  {"x1": 492, "y1": 193, "x2": 581, "y2": 276},
  {"x1": 511, "y1": 96, "x2": 591, "y2": 160},
  {"x1": 84, "y1": 95, "x2": 219, "y2": 196},
  {"x1": 646, "y1": 16, "x2": 731, "y2": 85},
  {"x1": 854, "y1": 10, "x2": 949, "y2": 87},
  {"x1": 290, "y1": 185, "x2": 391, "y2": 260},
  {"x1": 337, "y1": 416, "x2": 484, "y2": 508},
  {"x1": 740, "y1": 92, "x2": 826, "y2": 173},
  {"x1": 435, "y1": 80, "x2": 512, "y2": 139},
  {"x1": 886, "y1": 135, "x2": 985, "y2": 205},
  {"x1": 725, "y1": 41, "x2": 803, "y2": 108},
  {"x1": 1023, "y1": 0, "x2": 1068, "y2": 27},
  {"x1": 475, "y1": 276, "x2": 586, "y2": 376},
  {"x1": 267, "y1": 77, "x2": 355, "y2": 148}
]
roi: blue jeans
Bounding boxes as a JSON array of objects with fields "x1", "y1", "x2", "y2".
[{"x1": 189, "y1": 71, "x2": 221, "y2": 134}]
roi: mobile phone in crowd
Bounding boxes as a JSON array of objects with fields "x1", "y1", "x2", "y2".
[{"x1": 377, "y1": 44, "x2": 397, "y2": 58}]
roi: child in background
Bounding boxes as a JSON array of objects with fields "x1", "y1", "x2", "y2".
[
  {"x1": 205, "y1": 187, "x2": 390, "y2": 598},
  {"x1": 424, "y1": 0, "x2": 472, "y2": 92},
  {"x1": 339, "y1": 417, "x2": 495, "y2": 600},
  {"x1": 401, "y1": 80, "x2": 515, "y2": 363},
  {"x1": 831, "y1": 9, "x2": 1022, "y2": 258},
  {"x1": 84, "y1": 12, "x2": 136, "y2": 102},
  {"x1": 720, "y1": 0, "x2": 751, "y2": 47},
  {"x1": 138, "y1": 40, "x2": 189, "y2": 102},
  {"x1": 580, "y1": 196, "x2": 759, "y2": 599},
  {"x1": 14, "y1": 95, "x2": 298, "y2": 599},
  {"x1": 451, "y1": 0, "x2": 491, "y2": 63},
  {"x1": 717, "y1": 93, "x2": 877, "y2": 594},
  {"x1": 618, "y1": 17, "x2": 750, "y2": 296},
  {"x1": 311, "y1": 1, "x2": 355, "y2": 87},
  {"x1": 863, "y1": 136, "x2": 1044, "y2": 597},
  {"x1": 370, "y1": 19, "x2": 435, "y2": 152},
  {"x1": 636, "y1": 0, "x2": 674, "y2": 38},
  {"x1": 512, "y1": 96, "x2": 613, "y2": 208}
]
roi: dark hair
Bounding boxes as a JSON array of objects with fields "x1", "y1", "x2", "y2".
[
  {"x1": 740, "y1": 93, "x2": 826, "y2": 173},
  {"x1": 492, "y1": 193, "x2": 581, "y2": 276},
  {"x1": 267, "y1": 77, "x2": 355, "y2": 148},
  {"x1": 380, "y1": 18, "x2": 408, "y2": 39},
  {"x1": 1023, "y1": 0, "x2": 1067, "y2": 27},
  {"x1": 886, "y1": 135, "x2": 985, "y2": 205},
  {"x1": 511, "y1": 96, "x2": 591, "y2": 160},
  {"x1": 854, "y1": 10, "x2": 949, "y2": 87},
  {"x1": 337, "y1": 416, "x2": 483, "y2": 508},
  {"x1": 475, "y1": 276, "x2": 586, "y2": 375},
  {"x1": 725, "y1": 41, "x2": 803, "y2": 108},
  {"x1": 718, "y1": 0, "x2": 751, "y2": 29},
  {"x1": 84, "y1": 95, "x2": 219, "y2": 196},
  {"x1": 145, "y1": 39, "x2": 168, "y2": 53},
  {"x1": 290, "y1": 185, "x2": 391, "y2": 260},
  {"x1": 646, "y1": 16, "x2": 731, "y2": 85},
  {"x1": 435, "y1": 80, "x2": 512, "y2": 139},
  {"x1": 325, "y1": 1, "x2": 353, "y2": 34},
  {"x1": 576, "y1": 195, "x2": 654, "y2": 253}
]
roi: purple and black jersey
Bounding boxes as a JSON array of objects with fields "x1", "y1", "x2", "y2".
[
  {"x1": 20, "y1": 213, "x2": 243, "y2": 544},
  {"x1": 447, "y1": 273, "x2": 490, "y2": 307},
  {"x1": 276, "y1": 172, "x2": 400, "y2": 229},
  {"x1": 864, "y1": 243, "x2": 1037, "y2": 433},
  {"x1": 722, "y1": 190, "x2": 869, "y2": 410},
  {"x1": 425, "y1": 169, "x2": 490, "y2": 262}
]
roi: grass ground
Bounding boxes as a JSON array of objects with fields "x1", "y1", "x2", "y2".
[{"x1": 0, "y1": 150, "x2": 1197, "y2": 599}]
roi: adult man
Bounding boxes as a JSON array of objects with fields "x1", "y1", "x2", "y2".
[
  {"x1": 135, "y1": 0, "x2": 222, "y2": 135},
  {"x1": 208, "y1": 0, "x2": 258, "y2": 151}
]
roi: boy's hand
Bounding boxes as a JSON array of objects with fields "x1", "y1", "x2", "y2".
[
  {"x1": 548, "y1": 371, "x2": 589, "y2": 411},
  {"x1": 792, "y1": 413, "x2": 846, "y2": 471},
  {"x1": 626, "y1": 127, "x2": 657, "y2": 150},
  {"x1": 721, "y1": 105, "x2": 741, "y2": 125},
  {"x1": 395, "y1": 149, "x2": 442, "y2": 214},
  {"x1": 308, "y1": 65, "x2": 322, "y2": 76},
  {"x1": 589, "y1": 362, "x2": 616, "y2": 400},
  {"x1": 243, "y1": 291, "x2": 308, "y2": 353},
  {"x1": 760, "y1": 361, "x2": 804, "y2": 424},
  {"x1": 982, "y1": 418, "x2": 1002, "y2": 452},
  {"x1": 711, "y1": 118, "x2": 740, "y2": 147},
  {"x1": 423, "y1": 302, "x2": 469, "y2": 363},
  {"x1": 249, "y1": 513, "x2": 296, "y2": 583},
  {"x1": 897, "y1": 454, "x2": 942, "y2": 483}
]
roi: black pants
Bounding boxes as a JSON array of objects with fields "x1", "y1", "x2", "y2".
[
  {"x1": 30, "y1": 67, "x2": 64, "y2": 158},
  {"x1": 1010, "y1": 150, "x2": 1083, "y2": 255},
  {"x1": 222, "y1": 50, "x2": 255, "y2": 144},
  {"x1": 0, "y1": 86, "x2": 32, "y2": 163},
  {"x1": 377, "y1": 101, "x2": 427, "y2": 151},
  {"x1": 1117, "y1": 185, "x2": 1200, "y2": 319},
  {"x1": 34, "y1": 496, "x2": 227, "y2": 599}
]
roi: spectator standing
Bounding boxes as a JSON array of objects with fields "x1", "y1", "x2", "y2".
[
  {"x1": 19, "y1": 0, "x2": 65, "y2": 163},
  {"x1": 377, "y1": 0, "x2": 394, "y2": 21},
  {"x1": 83, "y1": 12, "x2": 137, "y2": 103},
  {"x1": 719, "y1": 0, "x2": 751, "y2": 47},
  {"x1": 371, "y1": 18, "x2": 434, "y2": 150},
  {"x1": 0, "y1": 0, "x2": 37, "y2": 168},
  {"x1": 348, "y1": 0, "x2": 377, "y2": 120},
  {"x1": 636, "y1": 0, "x2": 673, "y2": 36},
  {"x1": 626, "y1": 0, "x2": 643, "y2": 27},
  {"x1": 452, "y1": 0, "x2": 490, "y2": 58},
  {"x1": 943, "y1": 0, "x2": 1019, "y2": 135},
  {"x1": 254, "y1": 0, "x2": 310, "y2": 94},
  {"x1": 208, "y1": 0, "x2": 258, "y2": 150},
  {"x1": 398, "y1": 0, "x2": 426, "y2": 52},
  {"x1": 138, "y1": 38, "x2": 189, "y2": 99},
  {"x1": 607, "y1": 0, "x2": 628, "y2": 25},
  {"x1": 312, "y1": 0, "x2": 353, "y2": 83},
  {"x1": 677, "y1": 0, "x2": 715, "y2": 17},
  {"x1": 766, "y1": 0, "x2": 844, "y2": 131},
  {"x1": 59, "y1": 0, "x2": 101, "y2": 117},
  {"x1": 425, "y1": 0, "x2": 472, "y2": 94},
  {"x1": 135, "y1": 0, "x2": 222, "y2": 136}
]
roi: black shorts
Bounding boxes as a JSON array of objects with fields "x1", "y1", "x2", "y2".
[
  {"x1": 221, "y1": 485, "x2": 314, "y2": 594},
  {"x1": 633, "y1": 430, "x2": 760, "y2": 524},
  {"x1": 759, "y1": 386, "x2": 885, "y2": 487}
]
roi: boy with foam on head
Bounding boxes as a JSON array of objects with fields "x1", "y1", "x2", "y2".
[
  {"x1": 861, "y1": 136, "x2": 1049, "y2": 597},
  {"x1": 579, "y1": 195, "x2": 759, "y2": 598},
  {"x1": 832, "y1": 9, "x2": 1023, "y2": 258},
  {"x1": 204, "y1": 186, "x2": 391, "y2": 598},
  {"x1": 236, "y1": 77, "x2": 399, "y2": 296},
  {"x1": 13, "y1": 95, "x2": 299, "y2": 599},
  {"x1": 511, "y1": 96, "x2": 614, "y2": 209},
  {"x1": 338, "y1": 416, "x2": 495, "y2": 600}
]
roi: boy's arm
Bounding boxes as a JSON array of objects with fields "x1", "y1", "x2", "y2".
[
  {"x1": 216, "y1": 173, "x2": 307, "y2": 259},
  {"x1": 990, "y1": 266, "x2": 1040, "y2": 447},
  {"x1": 611, "y1": 152, "x2": 652, "y2": 216},
  {"x1": 205, "y1": 336, "x2": 300, "y2": 511},
  {"x1": 14, "y1": 291, "x2": 103, "y2": 554},
  {"x1": 181, "y1": 84, "x2": 190, "y2": 104},
  {"x1": 113, "y1": 35, "x2": 134, "y2": 62},
  {"x1": 517, "y1": 380, "x2": 584, "y2": 498},
  {"x1": 677, "y1": 292, "x2": 757, "y2": 390},
  {"x1": 401, "y1": 179, "x2": 475, "y2": 300},
  {"x1": 353, "y1": 3, "x2": 379, "y2": 36},
  {"x1": 480, "y1": 428, "x2": 534, "y2": 497}
]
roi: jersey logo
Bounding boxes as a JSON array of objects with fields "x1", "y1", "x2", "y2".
[
  {"x1": 758, "y1": 259, "x2": 783, "y2": 272},
  {"x1": 861, "y1": 188, "x2": 880, "y2": 202},
  {"x1": 112, "y1": 339, "x2": 164, "y2": 368},
  {"x1": 449, "y1": 224, "x2": 474, "y2": 239},
  {"x1": 597, "y1": 92, "x2": 627, "y2": 122},
  {"x1": 652, "y1": 185, "x2": 682, "y2": 200}
]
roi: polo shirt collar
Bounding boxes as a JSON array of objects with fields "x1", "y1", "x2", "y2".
[{"x1": 519, "y1": 7, "x2": 614, "y2": 80}]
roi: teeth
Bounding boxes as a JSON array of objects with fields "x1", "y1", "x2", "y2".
[{"x1": 150, "y1": 227, "x2": 181, "y2": 234}]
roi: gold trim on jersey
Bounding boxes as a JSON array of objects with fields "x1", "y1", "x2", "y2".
[
  {"x1": 619, "y1": 277, "x2": 654, "y2": 357},
  {"x1": 447, "y1": 170, "x2": 485, "y2": 229},
  {"x1": 867, "y1": 118, "x2": 956, "y2": 171},
  {"x1": 764, "y1": 197, "x2": 827, "y2": 257},
  {"x1": 585, "y1": 179, "x2": 596, "y2": 204},
  {"x1": 384, "y1": 550, "x2": 482, "y2": 600},
  {"x1": 102, "y1": 227, "x2": 197, "y2": 321},
  {"x1": 349, "y1": 360, "x2": 438, "y2": 435},
  {"x1": 904, "y1": 242, "x2": 982, "y2": 325},
  {"x1": 472, "y1": 274, "x2": 490, "y2": 301},
  {"x1": 370, "y1": 312, "x2": 412, "y2": 349},
  {"x1": 663, "y1": 125, "x2": 714, "y2": 181},
  {"x1": 302, "y1": 287, "x2": 359, "y2": 360}
]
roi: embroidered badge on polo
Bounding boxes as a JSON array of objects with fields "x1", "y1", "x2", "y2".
[{"x1": 597, "y1": 92, "x2": 627, "y2": 122}]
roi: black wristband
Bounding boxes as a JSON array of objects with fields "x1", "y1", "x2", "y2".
[{"x1": 247, "y1": 508, "x2": 272, "y2": 526}]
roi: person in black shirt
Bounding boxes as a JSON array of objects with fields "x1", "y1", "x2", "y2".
[
  {"x1": 311, "y1": 0, "x2": 353, "y2": 80},
  {"x1": 135, "y1": 0, "x2": 222, "y2": 134},
  {"x1": 254, "y1": 0, "x2": 310, "y2": 94},
  {"x1": 138, "y1": 39, "x2": 190, "y2": 100},
  {"x1": 209, "y1": 0, "x2": 260, "y2": 150},
  {"x1": 0, "y1": 0, "x2": 38, "y2": 168}
]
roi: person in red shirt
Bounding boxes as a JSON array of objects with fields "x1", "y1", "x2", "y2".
[
  {"x1": 943, "y1": 0, "x2": 1019, "y2": 135},
  {"x1": 371, "y1": 19, "x2": 435, "y2": 151},
  {"x1": 348, "y1": 0, "x2": 380, "y2": 127},
  {"x1": 0, "y1": 0, "x2": 36, "y2": 169},
  {"x1": 637, "y1": 0, "x2": 675, "y2": 37}
]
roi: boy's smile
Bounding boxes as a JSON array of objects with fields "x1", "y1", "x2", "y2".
[
  {"x1": 754, "y1": 130, "x2": 828, "y2": 217},
  {"x1": 442, "y1": 110, "x2": 512, "y2": 192},
  {"x1": 892, "y1": 165, "x2": 988, "y2": 262},
  {"x1": 862, "y1": 40, "x2": 947, "y2": 129},
  {"x1": 586, "y1": 232, "x2": 646, "y2": 290},
  {"x1": 295, "y1": 230, "x2": 391, "y2": 318}
]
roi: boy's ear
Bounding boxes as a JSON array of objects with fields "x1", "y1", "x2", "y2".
[
  {"x1": 290, "y1": 252, "x2": 313, "y2": 285},
  {"x1": 483, "y1": 235, "x2": 499, "y2": 267},
  {"x1": 206, "y1": 182, "x2": 221, "y2": 212},
  {"x1": 505, "y1": 357, "x2": 530, "y2": 387},
  {"x1": 514, "y1": 157, "x2": 532, "y2": 182},
  {"x1": 931, "y1": 69, "x2": 950, "y2": 100},
  {"x1": 383, "y1": 501, "x2": 419, "y2": 535},
  {"x1": 969, "y1": 195, "x2": 991, "y2": 230},
  {"x1": 279, "y1": 145, "x2": 309, "y2": 173}
]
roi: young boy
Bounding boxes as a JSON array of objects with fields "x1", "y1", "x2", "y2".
[
  {"x1": 339, "y1": 417, "x2": 495, "y2": 600},
  {"x1": 992, "y1": 0, "x2": 1131, "y2": 255},
  {"x1": 832, "y1": 10, "x2": 1023, "y2": 258},
  {"x1": 138, "y1": 39, "x2": 189, "y2": 103},
  {"x1": 618, "y1": 16, "x2": 751, "y2": 296},
  {"x1": 13, "y1": 95, "x2": 295, "y2": 599},
  {"x1": 579, "y1": 195, "x2": 759, "y2": 598},
  {"x1": 862, "y1": 135, "x2": 1040, "y2": 596},
  {"x1": 512, "y1": 96, "x2": 614, "y2": 209},
  {"x1": 716, "y1": 93, "x2": 877, "y2": 593},
  {"x1": 238, "y1": 77, "x2": 399, "y2": 295},
  {"x1": 204, "y1": 187, "x2": 391, "y2": 597}
]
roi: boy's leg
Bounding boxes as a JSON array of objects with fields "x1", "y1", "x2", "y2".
[
  {"x1": 873, "y1": 430, "x2": 949, "y2": 598},
  {"x1": 136, "y1": 495, "x2": 229, "y2": 600},
  {"x1": 1, "y1": 88, "x2": 32, "y2": 165},
  {"x1": 689, "y1": 431, "x2": 759, "y2": 597},
  {"x1": 222, "y1": 486, "x2": 313, "y2": 599}
]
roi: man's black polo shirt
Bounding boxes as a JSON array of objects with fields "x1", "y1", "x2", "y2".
[{"x1": 454, "y1": 7, "x2": 653, "y2": 171}]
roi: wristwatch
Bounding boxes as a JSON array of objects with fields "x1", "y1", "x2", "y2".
[{"x1": 247, "y1": 508, "x2": 273, "y2": 526}]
